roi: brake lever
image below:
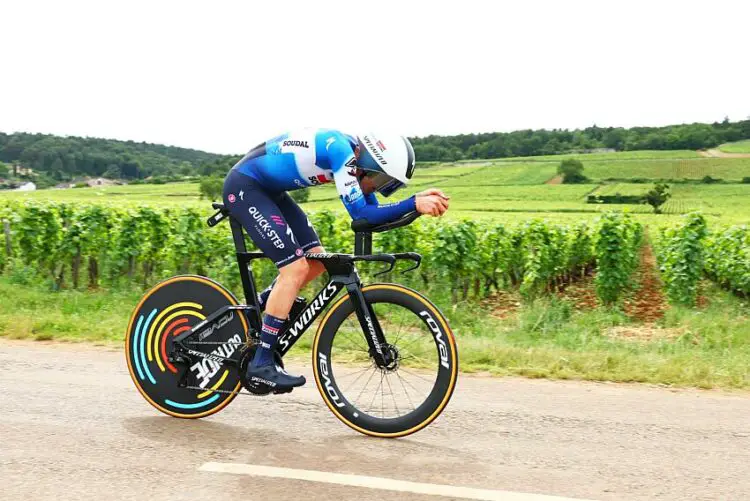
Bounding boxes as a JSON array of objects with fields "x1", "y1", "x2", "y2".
[
  {"x1": 393, "y1": 252, "x2": 422, "y2": 274},
  {"x1": 373, "y1": 258, "x2": 397, "y2": 277}
]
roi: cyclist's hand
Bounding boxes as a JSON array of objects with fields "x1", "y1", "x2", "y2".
[
  {"x1": 416, "y1": 194, "x2": 449, "y2": 217},
  {"x1": 416, "y1": 188, "x2": 450, "y2": 201}
]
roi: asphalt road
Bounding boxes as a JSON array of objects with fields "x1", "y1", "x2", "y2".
[{"x1": 2, "y1": 339, "x2": 749, "y2": 501}]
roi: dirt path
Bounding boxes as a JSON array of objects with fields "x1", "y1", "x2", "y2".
[
  {"x1": 697, "y1": 149, "x2": 750, "y2": 158},
  {"x1": 622, "y1": 240, "x2": 667, "y2": 325},
  {"x1": 545, "y1": 175, "x2": 563, "y2": 184},
  {"x1": 3, "y1": 339, "x2": 750, "y2": 500}
]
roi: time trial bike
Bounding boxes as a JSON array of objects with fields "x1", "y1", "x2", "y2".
[{"x1": 125, "y1": 202, "x2": 458, "y2": 438}]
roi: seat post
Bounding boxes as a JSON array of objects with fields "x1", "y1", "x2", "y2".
[
  {"x1": 229, "y1": 217, "x2": 262, "y2": 329},
  {"x1": 354, "y1": 232, "x2": 372, "y2": 256}
]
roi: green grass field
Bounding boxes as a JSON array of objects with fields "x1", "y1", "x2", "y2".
[
  {"x1": 3, "y1": 149, "x2": 750, "y2": 225},
  {"x1": 591, "y1": 183, "x2": 653, "y2": 196},
  {"x1": 2, "y1": 275, "x2": 747, "y2": 388},
  {"x1": 465, "y1": 150, "x2": 701, "y2": 162},
  {"x1": 583, "y1": 158, "x2": 750, "y2": 181},
  {"x1": 719, "y1": 140, "x2": 750, "y2": 154}
]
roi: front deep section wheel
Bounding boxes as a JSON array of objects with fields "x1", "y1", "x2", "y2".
[
  {"x1": 125, "y1": 275, "x2": 249, "y2": 419},
  {"x1": 313, "y1": 284, "x2": 458, "y2": 437}
]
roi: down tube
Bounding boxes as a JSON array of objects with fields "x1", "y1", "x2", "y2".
[{"x1": 276, "y1": 281, "x2": 344, "y2": 356}]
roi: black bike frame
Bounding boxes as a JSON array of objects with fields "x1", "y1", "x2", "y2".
[{"x1": 173, "y1": 212, "x2": 405, "y2": 367}]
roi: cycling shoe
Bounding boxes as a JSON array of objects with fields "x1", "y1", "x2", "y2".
[{"x1": 246, "y1": 363, "x2": 306, "y2": 391}]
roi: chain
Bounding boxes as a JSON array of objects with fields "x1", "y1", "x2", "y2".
[
  {"x1": 183, "y1": 384, "x2": 270, "y2": 398},
  {"x1": 182, "y1": 340, "x2": 254, "y2": 346}
]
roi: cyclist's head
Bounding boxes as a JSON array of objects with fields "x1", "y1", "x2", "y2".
[{"x1": 354, "y1": 132, "x2": 416, "y2": 197}]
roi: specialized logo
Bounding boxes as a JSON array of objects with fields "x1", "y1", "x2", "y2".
[
  {"x1": 305, "y1": 252, "x2": 334, "y2": 259},
  {"x1": 278, "y1": 283, "x2": 338, "y2": 350},
  {"x1": 326, "y1": 137, "x2": 336, "y2": 150},
  {"x1": 364, "y1": 315, "x2": 383, "y2": 355},
  {"x1": 282, "y1": 140, "x2": 309, "y2": 148},
  {"x1": 248, "y1": 206, "x2": 285, "y2": 249},
  {"x1": 363, "y1": 136, "x2": 387, "y2": 165},
  {"x1": 251, "y1": 376, "x2": 277, "y2": 387},
  {"x1": 196, "y1": 311, "x2": 235, "y2": 341},
  {"x1": 318, "y1": 353, "x2": 345, "y2": 408},
  {"x1": 239, "y1": 190, "x2": 244, "y2": 200},
  {"x1": 419, "y1": 311, "x2": 450, "y2": 370}
]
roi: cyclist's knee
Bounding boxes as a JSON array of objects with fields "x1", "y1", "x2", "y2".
[
  {"x1": 306, "y1": 246, "x2": 326, "y2": 277},
  {"x1": 279, "y1": 257, "x2": 309, "y2": 288}
]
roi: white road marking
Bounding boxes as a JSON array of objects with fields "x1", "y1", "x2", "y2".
[{"x1": 199, "y1": 462, "x2": 597, "y2": 501}]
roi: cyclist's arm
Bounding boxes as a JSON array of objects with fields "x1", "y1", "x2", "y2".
[
  {"x1": 329, "y1": 148, "x2": 415, "y2": 224},
  {"x1": 363, "y1": 191, "x2": 378, "y2": 205}
]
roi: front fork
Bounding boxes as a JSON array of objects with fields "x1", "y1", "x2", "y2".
[{"x1": 345, "y1": 283, "x2": 393, "y2": 369}]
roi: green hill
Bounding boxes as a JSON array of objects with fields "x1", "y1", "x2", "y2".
[{"x1": 0, "y1": 132, "x2": 225, "y2": 186}]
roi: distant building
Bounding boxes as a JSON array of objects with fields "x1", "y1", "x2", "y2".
[
  {"x1": 53, "y1": 177, "x2": 120, "y2": 189},
  {"x1": 14, "y1": 165, "x2": 33, "y2": 176},
  {"x1": 16, "y1": 182, "x2": 36, "y2": 191},
  {"x1": 88, "y1": 177, "x2": 118, "y2": 187}
]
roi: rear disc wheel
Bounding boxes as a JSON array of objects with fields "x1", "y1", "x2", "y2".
[{"x1": 125, "y1": 275, "x2": 249, "y2": 418}]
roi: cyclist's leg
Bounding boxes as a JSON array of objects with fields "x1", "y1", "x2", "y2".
[
  {"x1": 256, "y1": 192, "x2": 327, "y2": 308},
  {"x1": 274, "y1": 191, "x2": 326, "y2": 285},
  {"x1": 222, "y1": 170, "x2": 306, "y2": 388}
]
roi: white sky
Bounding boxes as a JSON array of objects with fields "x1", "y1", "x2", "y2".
[{"x1": 1, "y1": 0, "x2": 748, "y2": 154}]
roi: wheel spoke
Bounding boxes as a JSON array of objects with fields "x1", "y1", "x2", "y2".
[
  {"x1": 335, "y1": 365, "x2": 374, "y2": 380},
  {"x1": 397, "y1": 370, "x2": 430, "y2": 402},
  {"x1": 390, "y1": 306, "x2": 409, "y2": 346},
  {"x1": 384, "y1": 373, "x2": 400, "y2": 416},
  {"x1": 339, "y1": 317, "x2": 369, "y2": 353},
  {"x1": 341, "y1": 365, "x2": 374, "y2": 395},
  {"x1": 381, "y1": 372, "x2": 385, "y2": 418},
  {"x1": 366, "y1": 372, "x2": 384, "y2": 415},
  {"x1": 399, "y1": 352, "x2": 435, "y2": 368},
  {"x1": 352, "y1": 366, "x2": 378, "y2": 408},
  {"x1": 397, "y1": 332, "x2": 432, "y2": 353},
  {"x1": 396, "y1": 371, "x2": 417, "y2": 412},
  {"x1": 398, "y1": 367, "x2": 436, "y2": 385}
]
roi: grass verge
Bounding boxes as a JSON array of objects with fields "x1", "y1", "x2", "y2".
[{"x1": 1, "y1": 277, "x2": 748, "y2": 389}]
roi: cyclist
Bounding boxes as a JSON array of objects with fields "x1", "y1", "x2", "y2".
[{"x1": 223, "y1": 129, "x2": 450, "y2": 391}]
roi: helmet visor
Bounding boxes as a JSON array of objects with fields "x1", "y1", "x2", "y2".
[{"x1": 364, "y1": 171, "x2": 405, "y2": 197}]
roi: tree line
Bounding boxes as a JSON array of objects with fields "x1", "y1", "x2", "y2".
[
  {"x1": 2, "y1": 118, "x2": 750, "y2": 186},
  {"x1": 410, "y1": 118, "x2": 750, "y2": 161}
]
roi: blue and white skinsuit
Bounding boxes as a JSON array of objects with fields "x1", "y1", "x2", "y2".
[{"x1": 223, "y1": 128, "x2": 416, "y2": 267}]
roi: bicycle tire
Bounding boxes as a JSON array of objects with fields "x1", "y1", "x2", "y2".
[{"x1": 312, "y1": 283, "x2": 458, "y2": 437}]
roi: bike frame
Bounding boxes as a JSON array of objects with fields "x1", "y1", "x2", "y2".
[{"x1": 172, "y1": 214, "x2": 404, "y2": 369}]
